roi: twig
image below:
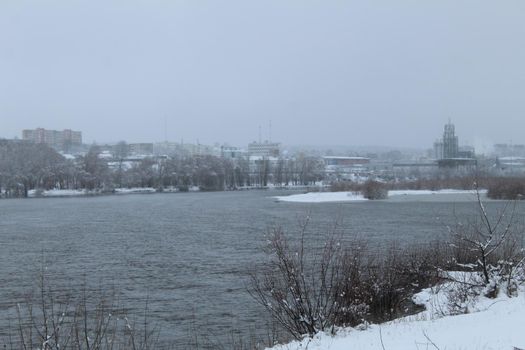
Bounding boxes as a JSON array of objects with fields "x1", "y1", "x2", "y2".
[
  {"x1": 379, "y1": 325, "x2": 386, "y2": 350},
  {"x1": 423, "y1": 330, "x2": 440, "y2": 350}
]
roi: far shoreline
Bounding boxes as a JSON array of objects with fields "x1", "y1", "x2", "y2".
[{"x1": 2, "y1": 184, "x2": 323, "y2": 199}]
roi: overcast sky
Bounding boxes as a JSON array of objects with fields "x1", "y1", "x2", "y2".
[{"x1": 1, "y1": 1, "x2": 524, "y2": 149}]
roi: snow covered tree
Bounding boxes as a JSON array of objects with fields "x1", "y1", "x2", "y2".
[
  {"x1": 0, "y1": 140, "x2": 65, "y2": 197},
  {"x1": 113, "y1": 140, "x2": 128, "y2": 188},
  {"x1": 81, "y1": 144, "x2": 110, "y2": 190}
]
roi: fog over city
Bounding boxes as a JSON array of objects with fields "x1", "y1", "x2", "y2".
[{"x1": 2, "y1": 1, "x2": 525, "y2": 148}]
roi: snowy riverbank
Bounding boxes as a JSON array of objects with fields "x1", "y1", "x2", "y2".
[
  {"x1": 27, "y1": 187, "x2": 184, "y2": 197},
  {"x1": 23, "y1": 184, "x2": 320, "y2": 198},
  {"x1": 267, "y1": 275, "x2": 525, "y2": 350},
  {"x1": 22, "y1": 187, "x2": 488, "y2": 200},
  {"x1": 273, "y1": 189, "x2": 488, "y2": 203}
]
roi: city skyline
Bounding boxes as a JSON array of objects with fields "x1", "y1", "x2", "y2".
[
  {"x1": 2, "y1": 1, "x2": 525, "y2": 149},
  {"x1": 6, "y1": 122, "x2": 511, "y2": 155}
]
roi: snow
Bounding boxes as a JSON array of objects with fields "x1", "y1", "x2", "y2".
[
  {"x1": 389, "y1": 189, "x2": 488, "y2": 196},
  {"x1": 28, "y1": 189, "x2": 88, "y2": 197},
  {"x1": 59, "y1": 153, "x2": 76, "y2": 160},
  {"x1": 107, "y1": 160, "x2": 136, "y2": 170},
  {"x1": 274, "y1": 189, "x2": 488, "y2": 203},
  {"x1": 114, "y1": 187, "x2": 156, "y2": 194},
  {"x1": 273, "y1": 191, "x2": 366, "y2": 203},
  {"x1": 28, "y1": 187, "x2": 161, "y2": 197},
  {"x1": 268, "y1": 276, "x2": 525, "y2": 350}
]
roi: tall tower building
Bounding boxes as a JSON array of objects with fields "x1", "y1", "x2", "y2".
[{"x1": 442, "y1": 122, "x2": 458, "y2": 159}]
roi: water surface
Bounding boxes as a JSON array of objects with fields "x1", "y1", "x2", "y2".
[{"x1": 0, "y1": 190, "x2": 505, "y2": 347}]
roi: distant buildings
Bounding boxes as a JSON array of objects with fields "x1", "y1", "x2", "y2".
[
  {"x1": 220, "y1": 145, "x2": 245, "y2": 159},
  {"x1": 392, "y1": 162, "x2": 438, "y2": 178},
  {"x1": 247, "y1": 141, "x2": 280, "y2": 157},
  {"x1": 127, "y1": 143, "x2": 153, "y2": 156},
  {"x1": 442, "y1": 122, "x2": 459, "y2": 159},
  {"x1": 432, "y1": 121, "x2": 476, "y2": 170},
  {"x1": 323, "y1": 156, "x2": 370, "y2": 179},
  {"x1": 433, "y1": 140, "x2": 444, "y2": 160},
  {"x1": 434, "y1": 122, "x2": 458, "y2": 159},
  {"x1": 22, "y1": 128, "x2": 82, "y2": 152},
  {"x1": 489, "y1": 144, "x2": 525, "y2": 174},
  {"x1": 153, "y1": 142, "x2": 181, "y2": 156},
  {"x1": 493, "y1": 143, "x2": 525, "y2": 158}
]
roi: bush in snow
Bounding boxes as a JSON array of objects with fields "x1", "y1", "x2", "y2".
[
  {"x1": 448, "y1": 187, "x2": 525, "y2": 301},
  {"x1": 362, "y1": 180, "x2": 388, "y2": 200},
  {"x1": 248, "y1": 221, "x2": 351, "y2": 339},
  {"x1": 248, "y1": 221, "x2": 444, "y2": 340}
]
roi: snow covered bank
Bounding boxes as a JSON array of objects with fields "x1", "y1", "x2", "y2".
[
  {"x1": 114, "y1": 187, "x2": 157, "y2": 194},
  {"x1": 28, "y1": 188, "x2": 160, "y2": 197},
  {"x1": 389, "y1": 189, "x2": 488, "y2": 196},
  {"x1": 273, "y1": 191, "x2": 366, "y2": 203},
  {"x1": 28, "y1": 187, "x2": 172, "y2": 197},
  {"x1": 273, "y1": 189, "x2": 488, "y2": 203},
  {"x1": 268, "y1": 279, "x2": 525, "y2": 350},
  {"x1": 28, "y1": 189, "x2": 90, "y2": 197}
]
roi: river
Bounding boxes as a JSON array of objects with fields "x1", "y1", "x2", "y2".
[{"x1": 0, "y1": 190, "x2": 506, "y2": 348}]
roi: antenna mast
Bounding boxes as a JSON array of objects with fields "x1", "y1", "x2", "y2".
[{"x1": 164, "y1": 117, "x2": 167, "y2": 142}]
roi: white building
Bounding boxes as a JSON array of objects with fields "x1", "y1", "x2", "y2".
[{"x1": 247, "y1": 141, "x2": 280, "y2": 157}]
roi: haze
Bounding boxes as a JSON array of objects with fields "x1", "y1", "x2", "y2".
[{"x1": 1, "y1": 0, "x2": 524, "y2": 148}]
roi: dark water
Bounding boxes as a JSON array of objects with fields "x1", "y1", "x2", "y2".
[{"x1": 0, "y1": 190, "x2": 506, "y2": 347}]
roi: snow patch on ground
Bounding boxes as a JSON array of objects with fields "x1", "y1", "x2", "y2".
[
  {"x1": 27, "y1": 186, "x2": 186, "y2": 197},
  {"x1": 273, "y1": 191, "x2": 366, "y2": 203},
  {"x1": 267, "y1": 275, "x2": 525, "y2": 350},
  {"x1": 28, "y1": 189, "x2": 89, "y2": 197},
  {"x1": 389, "y1": 189, "x2": 488, "y2": 196},
  {"x1": 274, "y1": 189, "x2": 488, "y2": 203},
  {"x1": 114, "y1": 187, "x2": 156, "y2": 194}
]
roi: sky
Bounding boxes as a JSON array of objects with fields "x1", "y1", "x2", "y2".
[{"x1": 1, "y1": 1, "x2": 525, "y2": 150}]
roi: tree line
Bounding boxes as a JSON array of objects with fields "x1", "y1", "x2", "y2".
[{"x1": 0, "y1": 140, "x2": 325, "y2": 198}]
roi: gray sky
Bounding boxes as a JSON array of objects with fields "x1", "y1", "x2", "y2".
[{"x1": 1, "y1": 1, "x2": 524, "y2": 149}]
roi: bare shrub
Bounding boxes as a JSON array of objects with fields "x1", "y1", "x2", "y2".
[
  {"x1": 332, "y1": 241, "x2": 370, "y2": 327},
  {"x1": 362, "y1": 180, "x2": 388, "y2": 200},
  {"x1": 4, "y1": 270, "x2": 161, "y2": 350},
  {"x1": 360, "y1": 242, "x2": 445, "y2": 323},
  {"x1": 248, "y1": 224, "x2": 349, "y2": 339},
  {"x1": 437, "y1": 271, "x2": 491, "y2": 315},
  {"x1": 486, "y1": 177, "x2": 525, "y2": 200},
  {"x1": 248, "y1": 224, "x2": 445, "y2": 340},
  {"x1": 448, "y1": 188, "x2": 525, "y2": 298},
  {"x1": 391, "y1": 176, "x2": 477, "y2": 192}
]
